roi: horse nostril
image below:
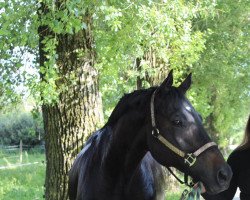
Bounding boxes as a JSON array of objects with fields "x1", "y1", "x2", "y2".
[{"x1": 217, "y1": 167, "x2": 230, "y2": 185}]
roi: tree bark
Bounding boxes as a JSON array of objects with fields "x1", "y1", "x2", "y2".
[
  {"x1": 136, "y1": 47, "x2": 169, "y2": 89},
  {"x1": 136, "y1": 58, "x2": 143, "y2": 90},
  {"x1": 39, "y1": 5, "x2": 103, "y2": 200},
  {"x1": 204, "y1": 91, "x2": 219, "y2": 142}
]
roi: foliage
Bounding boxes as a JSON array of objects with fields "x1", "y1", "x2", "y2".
[
  {"x1": 0, "y1": 105, "x2": 44, "y2": 145},
  {"x1": 189, "y1": 0, "x2": 250, "y2": 147},
  {"x1": 0, "y1": 0, "x2": 39, "y2": 104},
  {"x1": 94, "y1": 0, "x2": 250, "y2": 150},
  {"x1": 94, "y1": 1, "x2": 216, "y2": 118}
]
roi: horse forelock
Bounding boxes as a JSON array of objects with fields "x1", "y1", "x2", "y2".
[{"x1": 156, "y1": 86, "x2": 190, "y2": 113}]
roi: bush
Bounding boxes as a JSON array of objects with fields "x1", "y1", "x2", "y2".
[{"x1": 0, "y1": 108, "x2": 44, "y2": 146}]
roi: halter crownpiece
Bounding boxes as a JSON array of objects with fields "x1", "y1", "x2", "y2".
[{"x1": 150, "y1": 89, "x2": 217, "y2": 167}]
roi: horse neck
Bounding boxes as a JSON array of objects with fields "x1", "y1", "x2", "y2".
[{"x1": 104, "y1": 109, "x2": 150, "y2": 183}]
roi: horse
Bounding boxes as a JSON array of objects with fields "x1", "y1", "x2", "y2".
[{"x1": 69, "y1": 70, "x2": 232, "y2": 200}]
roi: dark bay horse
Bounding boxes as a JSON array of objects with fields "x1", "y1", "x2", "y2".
[{"x1": 69, "y1": 71, "x2": 232, "y2": 200}]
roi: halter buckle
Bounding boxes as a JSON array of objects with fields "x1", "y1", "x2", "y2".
[
  {"x1": 152, "y1": 127, "x2": 160, "y2": 138},
  {"x1": 184, "y1": 153, "x2": 197, "y2": 167},
  {"x1": 180, "y1": 189, "x2": 189, "y2": 200}
]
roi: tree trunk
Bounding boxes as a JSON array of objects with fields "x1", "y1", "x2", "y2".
[
  {"x1": 204, "y1": 91, "x2": 219, "y2": 142},
  {"x1": 136, "y1": 58, "x2": 143, "y2": 90},
  {"x1": 39, "y1": 5, "x2": 103, "y2": 200},
  {"x1": 136, "y1": 47, "x2": 169, "y2": 89}
]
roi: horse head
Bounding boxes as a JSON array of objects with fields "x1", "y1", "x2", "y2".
[{"x1": 147, "y1": 70, "x2": 232, "y2": 194}]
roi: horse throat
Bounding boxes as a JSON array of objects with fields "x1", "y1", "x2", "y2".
[{"x1": 123, "y1": 127, "x2": 148, "y2": 183}]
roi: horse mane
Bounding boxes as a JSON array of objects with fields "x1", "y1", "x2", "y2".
[
  {"x1": 106, "y1": 87, "x2": 157, "y2": 126},
  {"x1": 106, "y1": 86, "x2": 186, "y2": 127}
]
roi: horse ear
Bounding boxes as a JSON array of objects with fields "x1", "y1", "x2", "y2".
[
  {"x1": 178, "y1": 73, "x2": 192, "y2": 93},
  {"x1": 159, "y1": 69, "x2": 173, "y2": 90}
]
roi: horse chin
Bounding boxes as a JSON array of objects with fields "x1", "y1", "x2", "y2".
[
  {"x1": 191, "y1": 179, "x2": 230, "y2": 196},
  {"x1": 203, "y1": 182, "x2": 230, "y2": 195}
]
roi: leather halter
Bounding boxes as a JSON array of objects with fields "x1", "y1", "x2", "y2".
[{"x1": 150, "y1": 89, "x2": 217, "y2": 167}]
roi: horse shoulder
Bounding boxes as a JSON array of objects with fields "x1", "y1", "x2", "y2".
[
  {"x1": 143, "y1": 153, "x2": 166, "y2": 200},
  {"x1": 69, "y1": 130, "x2": 107, "y2": 200},
  {"x1": 125, "y1": 152, "x2": 166, "y2": 200}
]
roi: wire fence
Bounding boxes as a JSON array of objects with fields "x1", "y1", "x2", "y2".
[
  {"x1": 0, "y1": 144, "x2": 45, "y2": 169},
  {"x1": 0, "y1": 144, "x2": 45, "y2": 154},
  {"x1": 0, "y1": 162, "x2": 40, "y2": 170}
]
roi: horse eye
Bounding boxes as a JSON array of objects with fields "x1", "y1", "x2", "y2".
[{"x1": 172, "y1": 120, "x2": 182, "y2": 126}]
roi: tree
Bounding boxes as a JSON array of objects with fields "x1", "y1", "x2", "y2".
[
  {"x1": 1, "y1": 0, "x2": 103, "y2": 199},
  {"x1": 94, "y1": 1, "x2": 215, "y2": 118},
  {"x1": 95, "y1": 1, "x2": 249, "y2": 151},
  {"x1": 38, "y1": 2, "x2": 103, "y2": 199},
  {"x1": 190, "y1": 0, "x2": 250, "y2": 148},
  {"x1": 0, "y1": 0, "x2": 35, "y2": 109}
]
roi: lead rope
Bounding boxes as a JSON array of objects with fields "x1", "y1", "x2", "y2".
[
  {"x1": 166, "y1": 167, "x2": 194, "y2": 187},
  {"x1": 180, "y1": 182, "x2": 202, "y2": 200}
]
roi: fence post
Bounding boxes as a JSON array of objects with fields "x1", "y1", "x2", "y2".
[{"x1": 20, "y1": 140, "x2": 23, "y2": 163}]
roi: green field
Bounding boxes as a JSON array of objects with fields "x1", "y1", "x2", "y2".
[
  {"x1": 0, "y1": 150, "x2": 183, "y2": 200},
  {"x1": 0, "y1": 151, "x2": 45, "y2": 200}
]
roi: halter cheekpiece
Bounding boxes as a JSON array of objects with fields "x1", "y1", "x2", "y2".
[{"x1": 150, "y1": 89, "x2": 217, "y2": 167}]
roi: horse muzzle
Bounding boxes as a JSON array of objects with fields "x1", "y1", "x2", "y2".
[{"x1": 204, "y1": 163, "x2": 232, "y2": 195}]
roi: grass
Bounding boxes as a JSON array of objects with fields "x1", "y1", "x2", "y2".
[
  {"x1": 0, "y1": 151, "x2": 45, "y2": 200},
  {"x1": 166, "y1": 193, "x2": 182, "y2": 200},
  {"x1": 165, "y1": 185, "x2": 187, "y2": 200},
  {"x1": 0, "y1": 150, "x2": 187, "y2": 200}
]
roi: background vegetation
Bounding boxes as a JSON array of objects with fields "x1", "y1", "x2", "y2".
[
  {"x1": 1, "y1": 0, "x2": 248, "y2": 147},
  {"x1": 0, "y1": 104, "x2": 44, "y2": 145}
]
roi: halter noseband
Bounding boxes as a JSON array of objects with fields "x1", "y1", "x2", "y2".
[{"x1": 150, "y1": 89, "x2": 217, "y2": 167}]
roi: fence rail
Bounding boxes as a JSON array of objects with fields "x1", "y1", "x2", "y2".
[
  {"x1": 0, "y1": 144, "x2": 45, "y2": 156},
  {"x1": 0, "y1": 162, "x2": 40, "y2": 170},
  {"x1": 0, "y1": 144, "x2": 44, "y2": 150},
  {"x1": 0, "y1": 144, "x2": 45, "y2": 170}
]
